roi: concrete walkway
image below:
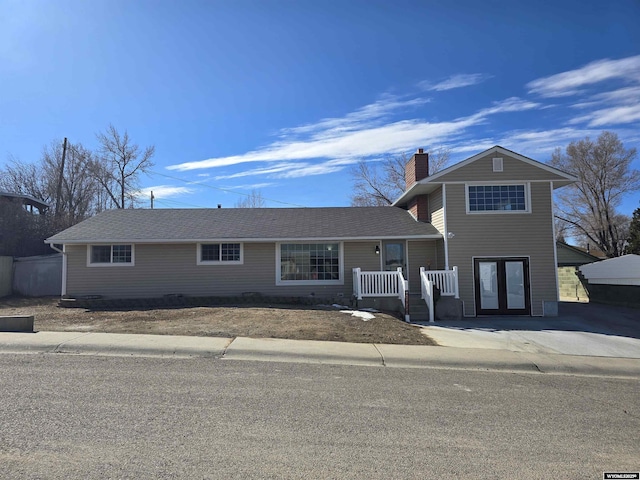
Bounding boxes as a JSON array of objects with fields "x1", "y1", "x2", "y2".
[
  {"x1": 1, "y1": 330, "x2": 639, "y2": 378},
  {"x1": 419, "y1": 301, "x2": 640, "y2": 358}
]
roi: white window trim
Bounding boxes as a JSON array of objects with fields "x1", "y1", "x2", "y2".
[
  {"x1": 87, "y1": 244, "x2": 135, "y2": 267},
  {"x1": 275, "y1": 241, "x2": 344, "y2": 286},
  {"x1": 465, "y1": 182, "x2": 531, "y2": 214},
  {"x1": 197, "y1": 242, "x2": 244, "y2": 265}
]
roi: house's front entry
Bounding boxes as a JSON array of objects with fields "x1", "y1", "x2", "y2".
[
  {"x1": 383, "y1": 241, "x2": 405, "y2": 272},
  {"x1": 474, "y1": 257, "x2": 531, "y2": 315}
]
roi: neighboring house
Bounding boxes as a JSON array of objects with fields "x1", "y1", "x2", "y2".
[
  {"x1": 579, "y1": 254, "x2": 640, "y2": 308},
  {"x1": 45, "y1": 145, "x2": 576, "y2": 319},
  {"x1": 0, "y1": 191, "x2": 50, "y2": 215},
  {"x1": 0, "y1": 192, "x2": 52, "y2": 257},
  {"x1": 556, "y1": 241, "x2": 601, "y2": 302}
]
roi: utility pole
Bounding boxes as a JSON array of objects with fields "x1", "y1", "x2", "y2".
[
  {"x1": 150, "y1": 191, "x2": 154, "y2": 209},
  {"x1": 54, "y1": 137, "x2": 68, "y2": 221}
]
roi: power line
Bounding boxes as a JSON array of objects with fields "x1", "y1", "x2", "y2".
[{"x1": 147, "y1": 170, "x2": 307, "y2": 208}]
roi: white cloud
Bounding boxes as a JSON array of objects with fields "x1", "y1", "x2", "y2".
[
  {"x1": 214, "y1": 163, "x2": 302, "y2": 180},
  {"x1": 137, "y1": 185, "x2": 195, "y2": 198},
  {"x1": 279, "y1": 95, "x2": 430, "y2": 139},
  {"x1": 448, "y1": 127, "x2": 602, "y2": 158},
  {"x1": 527, "y1": 55, "x2": 640, "y2": 98},
  {"x1": 420, "y1": 73, "x2": 491, "y2": 92},
  {"x1": 229, "y1": 182, "x2": 274, "y2": 190},
  {"x1": 167, "y1": 94, "x2": 537, "y2": 175},
  {"x1": 473, "y1": 97, "x2": 541, "y2": 117},
  {"x1": 570, "y1": 104, "x2": 640, "y2": 127}
]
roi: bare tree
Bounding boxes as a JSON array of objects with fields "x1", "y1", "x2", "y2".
[
  {"x1": 234, "y1": 189, "x2": 266, "y2": 208},
  {"x1": 551, "y1": 131, "x2": 640, "y2": 257},
  {"x1": 350, "y1": 148, "x2": 450, "y2": 206},
  {"x1": 91, "y1": 124, "x2": 155, "y2": 209},
  {"x1": 0, "y1": 155, "x2": 52, "y2": 203},
  {"x1": 0, "y1": 139, "x2": 101, "y2": 233},
  {"x1": 41, "y1": 141, "x2": 100, "y2": 228}
]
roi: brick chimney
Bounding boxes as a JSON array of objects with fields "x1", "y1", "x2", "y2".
[
  {"x1": 405, "y1": 148, "x2": 430, "y2": 190},
  {"x1": 405, "y1": 148, "x2": 430, "y2": 223}
]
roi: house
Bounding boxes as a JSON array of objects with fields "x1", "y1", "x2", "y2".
[
  {"x1": 556, "y1": 241, "x2": 601, "y2": 302},
  {"x1": 45, "y1": 145, "x2": 576, "y2": 319},
  {"x1": 0, "y1": 191, "x2": 50, "y2": 215},
  {"x1": 392, "y1": 146, "x2": 575, "y2": 317},
  {"x1": 1, "y1": 192, "x2": 52, "y2": 257}
]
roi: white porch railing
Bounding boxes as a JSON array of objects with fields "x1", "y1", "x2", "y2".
[
  {"x1": 422, "y1": 266, "x2": 459, "y2": 298},
  {"x1": 420, "y1": 268, "x2": 435, "y2": 323},
  {"x1": 420, "y1": 266, "x2": 460, "y2": 323},
  {"x1": 352, "y1": 267, "x2": 410, "y2": 322}
]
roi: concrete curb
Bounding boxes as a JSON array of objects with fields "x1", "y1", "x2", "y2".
[
  {"x1": 1, "y1": 331, "x2": 639, "y2": 378},
  {"x1": 224, "y1": 337, "x2": 384, "y2": 366},
  {"x1": 0, "y1": 332, "x2": 230, "y2": 358}
]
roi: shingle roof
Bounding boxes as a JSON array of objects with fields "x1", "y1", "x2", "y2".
[{"x1": 46, "y1": 207, "x2": 441, "y2": 244}]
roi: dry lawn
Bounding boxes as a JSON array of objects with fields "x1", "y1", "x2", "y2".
[{"x1": 0, "y1": 297, "x2": 436, "y2": 345}]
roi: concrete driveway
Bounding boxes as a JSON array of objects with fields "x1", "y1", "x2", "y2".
[{"x1": 420, "y1": 302, "x2": 640, "y2": 358}]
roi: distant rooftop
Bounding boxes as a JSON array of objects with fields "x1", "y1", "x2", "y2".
[{"x1": 0, "y1": 191, "x2": 50, "y2": 213}]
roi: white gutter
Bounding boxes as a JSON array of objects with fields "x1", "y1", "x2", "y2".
[
  {"x1": 551, "y1": 182, "x2": 559, "y2": 301},
  {"x1": 45, "y1": 234, "x2": 444, "y2": 245}
]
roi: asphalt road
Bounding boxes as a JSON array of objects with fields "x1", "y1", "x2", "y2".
[{"x1": 1, "y1": 354, "x2": 638, "y2": 479}]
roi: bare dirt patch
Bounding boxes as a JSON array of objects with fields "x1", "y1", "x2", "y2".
[{"x1": 0, "y1": 297, "x2": 436, "y2": 345}]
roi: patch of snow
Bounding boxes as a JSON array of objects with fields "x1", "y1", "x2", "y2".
[
  {"x1": 340, "y1": 310, "x2": 376, "y2": 321},
  {"x1": 332, "y1": 303, "x2": 351, "y2": 309}
]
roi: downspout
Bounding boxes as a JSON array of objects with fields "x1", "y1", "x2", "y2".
[
  {"x1": 48, "y1": 243, "x2": 67, "y2": 297},
  {"x1": 442, "y1": 184, "x2": 449, "y2": 270},
  {"x1": 550, "y1": 181, "x2": 559, "y2": 305}
]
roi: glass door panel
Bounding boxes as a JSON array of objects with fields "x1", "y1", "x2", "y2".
[
  {"x1": 383, "y1": 242, "x2": 405, "y2": 271},
  {"x1": 505, "y1": 261, "x2": 525, "y2": 309},
  {"x1": 478, "y1": 261, "x2": 499, "y2": 310}
]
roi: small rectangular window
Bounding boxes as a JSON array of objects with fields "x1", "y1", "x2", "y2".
[
  {"x1": 88, "y1": 245, "x2": 134, "y2": 266},
  {"x1": 198, "y1": 243, "x2": 243, "y2": 264},
  {"x1": 112, "y1": 245, "x2": 132, "y2": 263},
  {"x1": 493, "y1": 157, "x2": 503, "y2": 172},
  {"x1": 201, "y1": 244, "x2": 220, "y2": 262}
]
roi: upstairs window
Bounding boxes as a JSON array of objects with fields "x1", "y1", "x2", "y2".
[
  {"x1": 467, "y1": 184, "x2": 529, "y2": 213},
  {"x1": 88, "y1": 245, "x2": 134, "y2": 266},
  {"x1": 198, "y1": 243, "x2": 243, "y2": 264}
]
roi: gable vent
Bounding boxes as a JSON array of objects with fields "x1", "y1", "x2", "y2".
[{"x1": 493, "y1": 157, "x2": 503, "y2": 172}]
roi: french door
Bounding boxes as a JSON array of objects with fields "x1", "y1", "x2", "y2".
[{"x1": 474, "y1": 258, "x2": 531, "y2": 315}]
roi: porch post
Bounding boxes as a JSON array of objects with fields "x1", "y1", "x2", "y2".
[
  {"x1": 352, "y1": 268, "x2": 362, "y2": 300},
  {"x1": 453, "y1": 266, "x2": 459, "y2": 299}
]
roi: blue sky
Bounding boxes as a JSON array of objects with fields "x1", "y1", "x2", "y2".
[{"x1": 2, "y1": 0, "x2": 640, "y2": 214}]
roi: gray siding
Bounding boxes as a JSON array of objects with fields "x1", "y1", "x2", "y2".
[
  {"x1": 445, "y1": 182, "x2": 557, "y2": 316},
  {"x1": 428, "y1": 187, "x2": 445, "y2": 234},
  {"x1": 66, "y1": 241, "x2": 383, "y2": 300},
  {"x1": 436, "y1": 153, "x2": 569, "y2": 183},
  {"x1": 435, "y1": 242, "x2": 445, "y2": 270},
  {"x1": 407, "y1": 240, "x2": 438, "y2": 292}
]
